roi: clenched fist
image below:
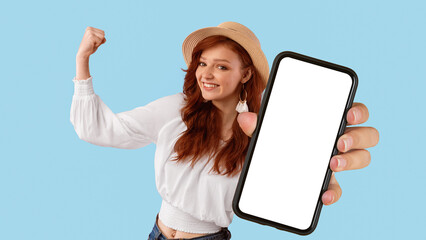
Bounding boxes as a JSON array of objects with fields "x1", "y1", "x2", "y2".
[{"x1": 76, "y1": 26, "x2": 106, "y2": 59}]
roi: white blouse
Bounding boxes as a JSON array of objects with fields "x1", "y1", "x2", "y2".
[{"x1": 70, "y1": 76, "x2": 241, "y2": 233}]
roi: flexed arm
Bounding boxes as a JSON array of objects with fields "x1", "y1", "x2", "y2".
[
  {"x1": 70, "y1": 27, "x2": 160, "y2": 149},
  {"x1": 76, "y1": 26, "x2": 106, "y2": 80}
]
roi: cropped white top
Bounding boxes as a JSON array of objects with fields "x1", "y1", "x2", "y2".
[{"x1": 70, "y1": 76, "x2": 241, "y2": 233}]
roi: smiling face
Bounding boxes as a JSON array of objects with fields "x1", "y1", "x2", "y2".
[{"x1": 195, "y1": 44, "x2": 250, "y2": 108}]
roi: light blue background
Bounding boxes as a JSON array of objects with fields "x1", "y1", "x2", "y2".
[{"x1": 1, "y1": 0, "x2": 424, "y2": 239}]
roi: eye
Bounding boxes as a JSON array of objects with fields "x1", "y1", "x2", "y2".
[
  {"x1": 218, "y1": 65, "x2": 228, "y2": 70},
  {"x1": 199, "y1": 62, "x2": 206, "y2": 67}
]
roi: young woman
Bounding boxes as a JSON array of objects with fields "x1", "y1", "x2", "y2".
[{"x1": 70, "y1": 22, "x2": 379, "y2": 240}]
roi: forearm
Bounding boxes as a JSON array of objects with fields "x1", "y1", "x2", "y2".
[{"x1": 75, "y1": 55, "x2": 90, "y2": 80}]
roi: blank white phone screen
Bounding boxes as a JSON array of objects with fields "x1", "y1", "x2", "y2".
[{"x1": 238, "y1": 57, "x2": 352, "y2": 230}]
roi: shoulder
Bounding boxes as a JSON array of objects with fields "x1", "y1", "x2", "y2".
[{"x1": 144, "y1": 93, "x2": 186, "y2": 121}]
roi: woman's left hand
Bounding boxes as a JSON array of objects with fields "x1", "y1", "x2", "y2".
[{"x1": 237, "y1": 102, "x2": 380, "y2": 206}]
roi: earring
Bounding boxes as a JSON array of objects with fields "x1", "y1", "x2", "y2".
[{"x1": 235, "y1": 84, "x2": 249, "y2": 113}]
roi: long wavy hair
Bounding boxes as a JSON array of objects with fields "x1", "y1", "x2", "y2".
[{"x1": 170, "y1": 35, "x2": 265, "y2": 178}]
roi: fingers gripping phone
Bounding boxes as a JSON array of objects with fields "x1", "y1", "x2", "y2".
[{"x1": 232, "y1": 51, "x2": 358, "y2": 235}]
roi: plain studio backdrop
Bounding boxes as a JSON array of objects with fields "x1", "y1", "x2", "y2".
[{"x1": 0, "y1": 0, "x2": 424, "y2": 239}]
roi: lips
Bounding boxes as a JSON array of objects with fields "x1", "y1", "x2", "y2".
[{"x1": 203, "y1": 82, "x2": 219, "y2": 88}]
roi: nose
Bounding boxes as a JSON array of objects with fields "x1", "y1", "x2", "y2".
[{"x1": 201, "y1": 65, "x2": 214, "y2": 79}]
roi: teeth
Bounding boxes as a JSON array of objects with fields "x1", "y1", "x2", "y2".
[{"x1": 204, "y1": 83, "x2": 218, "y2": 88}]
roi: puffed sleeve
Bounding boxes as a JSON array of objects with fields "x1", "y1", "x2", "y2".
[{"x1": 70, "y1": 76, "x2": 184, "y2": 149}]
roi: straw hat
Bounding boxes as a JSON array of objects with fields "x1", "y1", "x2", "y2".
[{"x1": 182, "y1": 21, "x2": 269, "y2": 88}]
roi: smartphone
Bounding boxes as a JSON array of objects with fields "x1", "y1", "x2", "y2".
[{"x1": 232, "y1": 51, "x2": 358, "y2": 235}]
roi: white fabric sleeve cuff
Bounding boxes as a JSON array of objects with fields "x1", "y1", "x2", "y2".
[{"x1": 72, "y1": 76, "x2": 94, "y2": 96}]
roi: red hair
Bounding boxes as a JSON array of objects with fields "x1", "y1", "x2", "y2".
[{"x1": 171, "y1": 35, "x2": 265, "y2": 177}]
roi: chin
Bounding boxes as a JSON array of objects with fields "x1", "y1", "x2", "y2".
[
  {"x1": 201, "y1": 94, "x2": 215, "y2": 102},
  {"x1": 200, "y1": 90, "x2": 217, "y2": 101}
]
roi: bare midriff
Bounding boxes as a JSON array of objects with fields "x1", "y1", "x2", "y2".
[{"x1": 157, "y1": 217, "x2": 211, "y2": 239}]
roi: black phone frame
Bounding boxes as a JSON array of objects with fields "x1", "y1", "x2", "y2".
[{"x1": 232, "y1": 51, "x2": 358, "y2": 235}]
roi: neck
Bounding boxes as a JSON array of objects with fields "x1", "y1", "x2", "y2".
[{"x1": 212, "y1": 96, "x2": 239, "y2": 135}]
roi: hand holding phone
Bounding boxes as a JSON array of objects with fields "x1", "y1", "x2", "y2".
[{"x1": 233, "y1": 51, "x2": 358, "y2": 235}]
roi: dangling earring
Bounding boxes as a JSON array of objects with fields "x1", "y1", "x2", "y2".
[{"x1": 235, "y1": 84, "x2": 249, "y2": 113}]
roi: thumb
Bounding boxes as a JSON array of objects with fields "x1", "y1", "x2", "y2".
[{"x1": 237, "y1": 112, "x2": 257, "y2": 137}]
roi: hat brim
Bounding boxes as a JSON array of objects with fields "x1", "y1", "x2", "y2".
[{"x1": 182, "y1": 26, "x2": 269, "y2": 89}]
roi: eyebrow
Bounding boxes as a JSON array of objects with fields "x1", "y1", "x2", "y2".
[{"x1": 200, "y1": 56, "x2": 231, "y2": 63}]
